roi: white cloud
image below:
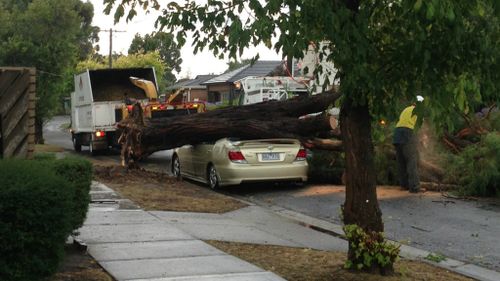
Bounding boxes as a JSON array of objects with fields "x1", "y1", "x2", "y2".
[{"x1": 89, "y1": 0, "x2": 281, "y2": 79}]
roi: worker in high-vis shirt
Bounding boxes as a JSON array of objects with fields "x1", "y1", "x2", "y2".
[{"x1": 393, "y1": 95, "x2": 424, "y2": 193}]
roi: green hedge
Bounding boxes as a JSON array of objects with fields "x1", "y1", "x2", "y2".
[
  {"x1": 0, "y1": 157, "x2": 92, "y2": 281},
  {"x1": 51, "y1": 156, "x2": 93, "y2": 229}
]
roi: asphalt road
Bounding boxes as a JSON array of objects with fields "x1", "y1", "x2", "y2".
[
  {"x1": 44, "y1": 115, "x2": 500, "y2": 272},
  {"x1": 226, "y1": 184, "x2": 500, "y2": 271},
  {"x1": 43, "y1": 115, "x2": 172, "y2": 173}
]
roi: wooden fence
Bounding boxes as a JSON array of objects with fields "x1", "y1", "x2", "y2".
[{"x1": 0, "y1": 67, "x2": 36, "y2": 159}]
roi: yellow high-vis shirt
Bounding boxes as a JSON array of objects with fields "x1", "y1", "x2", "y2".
[{"x1": 396, "y1": 105, "x2": 417, "y2": 129}]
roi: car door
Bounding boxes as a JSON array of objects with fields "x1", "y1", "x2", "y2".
[
  {"x1": 191, "y1": 142, "x2": 214, "y2": 180},
  {"x1": 176, "y1": 145, "x2": 194, "y2": 176}
]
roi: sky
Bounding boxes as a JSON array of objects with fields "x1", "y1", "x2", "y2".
[{"x1": 89, "y1": 0, "x2": 282, "y2": 79}]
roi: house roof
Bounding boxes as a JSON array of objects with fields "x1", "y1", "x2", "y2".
[
  {"x1": 203, "y1": 60, "x2": 284, "y2": 85},
  {"x1": 168, "y1": 75, "x2": 217, "y2": 90}
]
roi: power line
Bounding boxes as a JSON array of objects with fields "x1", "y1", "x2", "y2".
[{"x1": 100, "y1": 28, "x2": 126, "y2": 68}]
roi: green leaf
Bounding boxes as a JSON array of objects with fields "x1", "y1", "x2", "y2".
[
  {"x1": 114, "y1": 5, "x2": 125, "y2": 23},
  {"x1": 426, "y1": 3, "x2": 435, "y2": 20},
  {"x1": 414, "y1": 0, "x2": 423, "y2": 12},
  {"x1": 446, "y1": 8, "x2": 455, "y2": 22}
]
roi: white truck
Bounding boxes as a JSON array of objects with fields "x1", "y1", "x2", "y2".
[
  {"x1": 235, "y1": 76, "x2": 309, "y2": 105},
  {"x1": 70, "y1": 67, "x2": 158, "y2": 154}
]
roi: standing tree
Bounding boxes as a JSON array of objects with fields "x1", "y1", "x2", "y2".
[
  {"x1": 76, "y1": 51, "x2": 167, "y2": 93},
  {"x1": 104, "y1": 0, "x2": 499, "y2": 273},
  {"x1": 128, "y1": 31, "x2": 182, "y2": 86},
  {"x1": 75, "y1": 1, "x2": 100, "y2": 61},
  {"x1": 0, "y1": 0, "x2": 99, "y2": 143},
  {"x1": 224, "y1": 58, "x2": 252, "y2": 73}
]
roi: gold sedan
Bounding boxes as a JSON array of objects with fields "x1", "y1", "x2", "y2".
[{"x1": 171, "y1": 138, "x2": 308, "y2": 189}]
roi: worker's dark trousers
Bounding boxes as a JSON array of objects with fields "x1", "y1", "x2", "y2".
[{"x1": 394, "y1": 139, "x2": 420, "y2": 192}]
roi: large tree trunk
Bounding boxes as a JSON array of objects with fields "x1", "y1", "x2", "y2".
[
  {"x1": 118, "y1": 92, "x2": 342, "y2": 166},
  {"x1": 340, "y1": 97, "x2": 385, "y2": 264}
]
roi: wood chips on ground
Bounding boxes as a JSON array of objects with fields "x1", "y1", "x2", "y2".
[
  {"x1": 206, "y1": 241, "x2": 473, "y2": 281},
  {"x1": 94, "y1": 165, "x2": 247, "y2": 213}
]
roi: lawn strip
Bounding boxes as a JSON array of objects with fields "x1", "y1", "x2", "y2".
[
  {"x1": 94, "y1": 165, "x2": 247, "y2": 213},
  {"x1": 205, "y1": 240, "x2": 473, "y2": 281}
]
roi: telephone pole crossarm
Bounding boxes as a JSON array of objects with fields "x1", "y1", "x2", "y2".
[{"x1": 99, "y1": 28, "x2": 126, "y2": 68}]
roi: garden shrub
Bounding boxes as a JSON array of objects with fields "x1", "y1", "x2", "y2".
[
  {"x1": 51, "y1": 156, "x2": 93, "y2": 229},
  {"x1": 33, "y1": 152, "x2": 56, "y2": 161},
  {"x1": 446, "y1": 133, "x2": 500, "y2": 197},
  {"x1": 0, "y1": 160, "x2": 74, "y2": 281},
  {"x1": 343, "y1": 224, "x2": 400, "y2": 275}
]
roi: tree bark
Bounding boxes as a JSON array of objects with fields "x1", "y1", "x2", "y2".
[
  {"x1": 118, "y1": 92, "x2": 342, "y2": 165},
  {"x1": 340, "y1": 97, "x2": 384, "y2": 253}
]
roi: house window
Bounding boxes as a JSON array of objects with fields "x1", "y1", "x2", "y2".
[{"x1": 208, "y1": 91, "x2": 222, "y2": 103}]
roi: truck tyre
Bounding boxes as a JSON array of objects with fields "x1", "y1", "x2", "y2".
[
  {"x1": 72, "y1": 135, "x2": 82, "y2": 152},
  {"x1": 89, "y1": 140, "x2": 98, "y2": 156}
]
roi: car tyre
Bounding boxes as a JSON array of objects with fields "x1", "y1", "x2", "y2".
[
  {"x1": 172, "y1": 155, "x2": 181, "y2": 179},
  {"x1": 207, "y1": 164, "x2": 220, "y2": 190},
  {"x1": 72, "y1": 135, "x2": 81, "y2": 152}
]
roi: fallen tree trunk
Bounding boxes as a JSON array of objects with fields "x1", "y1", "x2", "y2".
[{"x1": 118, "y1": 92, "x2": 342, "y2": 166}]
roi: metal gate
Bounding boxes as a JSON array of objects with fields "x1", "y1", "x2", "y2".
[{"x1": 0, "y1": 67, "x2": 36, "y2": 159}]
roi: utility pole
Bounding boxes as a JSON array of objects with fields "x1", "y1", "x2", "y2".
[{"x1": 99, "y1": 28, "x2": 126, "y2": 68}]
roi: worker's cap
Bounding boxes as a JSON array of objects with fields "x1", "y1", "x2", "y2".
[{"x1": 416, "y1": 95, "x2": 424, "y2": 102}]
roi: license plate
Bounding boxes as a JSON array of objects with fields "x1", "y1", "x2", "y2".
[{"x1": 261, "y1": 152, "x2": 280, "y2": 161}]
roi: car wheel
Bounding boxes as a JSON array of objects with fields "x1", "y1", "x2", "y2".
[
  {"x1": 72, "y1": 135, "x2": 81, "y2": 152},
  {"x1": 207, "y1": 164, "x2": 220, "y2": 190},
  {"x1": 172, "y1": 155, "x2": 181, "y2": 179}
]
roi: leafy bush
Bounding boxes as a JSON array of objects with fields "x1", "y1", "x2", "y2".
[
  {"x1": 343, "y1": 224, "x2": 400, "y2": 275},
  {"x1": 0, "y1": 160, "x2": 74, "y2": 281},
  {"x1": 33, "y1": 152, "x2": 56, "y2": 161},
  {"x1": 34, "y1": 155, "x2": 92, "y2": 228},
  {"x1": 51, "y1": 156, "x2": 93, "y2": 229},
  {"x1": 0, "y1": 156, "x2": 92, "y2": 280},
  {"x1": 446, "y1": 133, "x2": 500, "y2": 197}
]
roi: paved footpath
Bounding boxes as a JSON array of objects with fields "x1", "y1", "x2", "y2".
[{"x1": 77, "y1": 182, "x2": 499, "y2": 281}]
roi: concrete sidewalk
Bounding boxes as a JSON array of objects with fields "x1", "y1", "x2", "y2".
[{"x1": 77, "y1": 181, "x2": 498, "y2": 281}]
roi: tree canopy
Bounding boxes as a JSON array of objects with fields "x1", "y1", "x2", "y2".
[
  {"x1": 106, "y1": 0, "x2": 498, "y2": 123},
  {"x1": 77, "y1": 52, "x2": 167, "y2": 93},
  {"x1": 104, "y1": 0, "x2": 498, "y2": 272},
  {"x1": 0, "y1": 0, "x2": 99, "y2": 143},
  {"x1": 128, "y1": 31, "x2": 182, "y2": 86},
  {"x1": 128, "y1": 31, "x2": 182, "y2": 85},
  {"x1": 224, "y1": 59, "x2": 253, "y2": 73}
]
